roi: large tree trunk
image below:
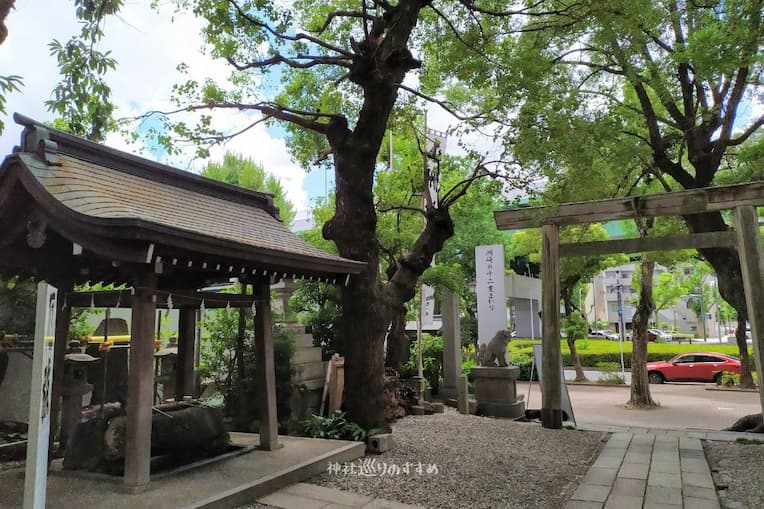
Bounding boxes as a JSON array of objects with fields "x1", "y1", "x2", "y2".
[
  {"x1": 735, "y1": 314, "x2": 755, "y2": 388},
  {"x1": 684, "y1": 212, "x2": 754, "y2": 387},
  {"x1": 321, "y1": 1, "x2": 447, "y2": 428},
  {"x1": 324, "y1": 145, "x2": 388, "y2": 429},
  {"x1": 561, "y1": 289, "x2": 586, "y2": 382},
  {"x1": 628, "y1": 259, "x2": 658, "y2": 408},
  {"x1": 0, "y1": 1, "x2": 13, "y2": 45},
  {"x1": 385, "y1": 306, "x2": 410, "y2": 372}
]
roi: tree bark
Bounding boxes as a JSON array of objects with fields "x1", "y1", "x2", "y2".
[
  {"x1": 735, "y1": 314, "x2": 755, "y2": 388},
  {"x1": 385, "y1": 306, "x2": 410, "y2": 373},
  {"x1": 628, "y1": 259, "x2": 658, "y2": 408},
  {"x1": 0, "y1": 0, "x2": 13, "y2": 45},
  {"x1": 561, "y1": 290, "x2": 586, "y2": 382},
  {"x1": 684, "y1": 212, "x2": 754, "y2": 387}
]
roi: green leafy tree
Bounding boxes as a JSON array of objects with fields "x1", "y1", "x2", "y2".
[
  {"x1": 202, "y1": 152, "x2": 296, "y2": 227},
  {"x1": 512, "y1": 223, "x2": 626, "y2": 380},
  {"x1": 683, "y1": 260, "x2": 716, "y2": 340},
  {"x1": 148, "y1": 0, "x2": 541, "y2": 429},
  {"x1": 46, "y1": 0, "x2": 122, "y2": 141},
  {"x1": 476, "y1": 0, "x2": 763, "y2": 387},
  {"x1": 652, "y1": 270, "x2": 688, "y2": 328},
  {"x1": 0, "y1": 1, "x2": 21, "y2": 133}
]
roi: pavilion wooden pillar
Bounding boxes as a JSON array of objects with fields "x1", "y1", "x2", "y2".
[
  {"x1": 541, "y1": 223, "x2": 563, "y2": 429},
  {"x1": 124, "y1": 273, "x2": 157, "y2": 489},
  {"x1": 175, "y1": 307, "x2": 196, "y2": 401},
  {"x1": 733, "y1": 206, "x2": 764, "y2": 416},
  {"x1": 49, "y1": 283, "x2": 71, "y2": 462},
  {"x1": 254, "y1": 276, "x2": 280, "y2": 450}
]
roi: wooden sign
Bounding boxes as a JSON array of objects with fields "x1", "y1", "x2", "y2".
[{"x1": 24, "y1": 283, "x2": 57, "y2": 509}]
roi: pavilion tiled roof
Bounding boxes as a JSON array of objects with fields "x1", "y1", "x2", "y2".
[{"x1": 0, "y1": 114, "x2": 364, "y2": 283}]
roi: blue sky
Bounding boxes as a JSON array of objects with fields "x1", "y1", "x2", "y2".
[{"x1": 0, "y1": 1, "x2": 327, "y2": 211}]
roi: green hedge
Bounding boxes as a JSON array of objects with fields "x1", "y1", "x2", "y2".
[{"x1": 509, "y1": 339, "x2": 755, "y2": 370}]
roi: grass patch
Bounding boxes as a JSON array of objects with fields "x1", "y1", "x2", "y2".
[{"x1": 735, "y1": 438, "x2": 764, "y2": 445}]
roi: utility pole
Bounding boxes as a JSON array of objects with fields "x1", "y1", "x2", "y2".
[{"x1": 616, "y1": 270, "x2": 626, "y2": 377}]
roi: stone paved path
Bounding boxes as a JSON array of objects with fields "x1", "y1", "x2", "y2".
[
  {"x1": 566, "y1": 431, "x2": 720, "y2": 509},
  {"x1": 257, "y1": 482, "x2": 424, "y2": 509}
]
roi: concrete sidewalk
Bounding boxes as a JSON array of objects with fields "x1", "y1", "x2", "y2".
[
  {"x1": 566, "y1": 432, "x2": 720, "y2": 509},
  {"x1": 258, "y1": 482, "x2": 424, "y2": 509}
]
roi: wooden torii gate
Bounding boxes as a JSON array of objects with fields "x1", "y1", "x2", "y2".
[{"x1": 494, "y1": 182, "x2": 764, "y2": 429}]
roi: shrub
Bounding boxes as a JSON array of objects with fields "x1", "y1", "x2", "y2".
[
  {"x1": 302, "y1": 410, "x2": 373, "y2": 441},
  {"x1": 720, "y1": 371, "x2": 739, "y2": 387},
  {"x1": 510, "y1": 339, "x2": 756, "y2": 371},
  {"x1": 404, "y1": 333, "x2": 443, "y2": 393}
]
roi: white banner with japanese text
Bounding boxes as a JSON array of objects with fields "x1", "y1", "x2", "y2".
[
  {"x1": 421, "y1": 284, "x2": 435, "y2": 327},
  {"x1": 475, "y1": 245, "x2": 507, "y2": 346}
]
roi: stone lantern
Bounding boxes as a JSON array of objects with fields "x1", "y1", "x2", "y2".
[
  {"x1": 60, "y1": 353, "x2": 99, "y2": 450},
  {"x1": 154, "y1": 337, "x2": 178, "y2": 402}
]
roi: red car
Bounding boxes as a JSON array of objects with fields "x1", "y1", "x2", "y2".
[{"x1": 646, "y1": 352, "x2": 741, "y2": 384}]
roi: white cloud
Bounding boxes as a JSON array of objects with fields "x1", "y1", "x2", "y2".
[{"x1": 0, "y1": 0, "x2": 309, "y2": 210}]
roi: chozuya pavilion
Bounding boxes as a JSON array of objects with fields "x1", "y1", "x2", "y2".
[{"x1": 0, "y1": 113, "x2": 364, "y2": 490}]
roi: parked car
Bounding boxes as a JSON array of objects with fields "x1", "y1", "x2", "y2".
[
  {"x1": 647, "y1": 328, "x2": 673, "y2": 342},
  {"x1": 646, "y1": 352, "x2": 741, "y2": 384},
  {"x1": 590, "y1": 330, "x2": 619, "y2": 340}
]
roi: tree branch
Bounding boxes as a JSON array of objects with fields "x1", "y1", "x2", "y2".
[
  {"x1": 228, "y1": 0, "x2": 353, "y2": 58},
  {"x1": 397, "y1": 84, "x2": 484, "y2": 121},
  {"x1": 727, "y1": 115, "x2": 764, "y2": 147},
  {"x1": 226, "y1": 54, "x2": 351, "y2": 71}
]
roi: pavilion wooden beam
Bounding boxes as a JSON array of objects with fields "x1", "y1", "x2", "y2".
[
  {"x1": 124, "y1": 273, "x2": 157, "y2": 490},
  {"x1": 495, "y1": 181, "x2": 764, "y2": 230},
  {"x1": 733, "y1": 206, "x2": 764, "y2": 417},
  {"x1": 541, "y1": 224, "x2": 562, "y2": 429},
  {"x1": 65, "y1": 290, "x2": 262, "y2": 309},
  {"x1": 559, "y1": 231, "x2": 737, "y2": 257},
  {"x1": 254, "y1": 276, "x2": 280, "y2": 450}
]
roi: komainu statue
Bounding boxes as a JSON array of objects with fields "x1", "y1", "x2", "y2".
[{"x1": 477, "y1": 330, "x2": 513, "y2": 367}]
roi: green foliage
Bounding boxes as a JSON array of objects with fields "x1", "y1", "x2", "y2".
[
  {"x1": 0, "y1": 277, "x2": 36, "y2": 337},
  {"x1": 735, "y1": 438, "x2": 764, "y2": 445},
  {"x1": 403, "y1": 334, "x2": 443, "y2": 393},
  {"x1": 563, "y1": 311, "x2": 588, "y2": 342},
  {"x1": 0, "y1": 75, "x2": 22, "y2": 132},
  {"x1": 511, "y1": 339, "x2": 755, "y2": 371},
  {"x1": 301, "y1": 410, "x2": 371, "y2": 442},
  {"x1": 199, "y1": 299, "x2": 295, "y2": 420},
  {"x1": 202, "y1": 152, "x2": 296, "y2": 227},
  {"x1": 46, "y1": 0, "x2": 122, "y2": 141},
  {"x1": 719, "y1": 371, "x2": 739, "y2": 387},
  {"x1": 289, "y1": 280, "x2": 343, "y2": 359}
]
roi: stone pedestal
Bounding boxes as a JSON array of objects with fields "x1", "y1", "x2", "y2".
[{"x1": 470, "y1": 366, "x2": 525, "y2": 418}]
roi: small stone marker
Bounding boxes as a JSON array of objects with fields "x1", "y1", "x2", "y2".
[
  {"x1": 410, "y1": 405, "x2": 426, "y2": 415},
  {"x1": 366, "y1": 433, "x2": 394, "y2": 454},
  {"x1": 456, "y1": 375, "x2": 469, "y2": 414},
  {"x1": 430, "y1": 402, "x2": 445, "y2": 413}
]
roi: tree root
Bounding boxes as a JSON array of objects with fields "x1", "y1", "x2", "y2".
[{"x1": 725, "y1": 413, "x2": 764, "y2": 433}]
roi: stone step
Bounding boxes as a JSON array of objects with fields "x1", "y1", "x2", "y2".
[
  {"x1": 292, "y1": 360, "x2": 327, "y2": 383},
  {"x1": 292, "y1": 346, "x2": 323, "y2": 364},
  {"x1": 292, "y1": 333, "x2": 315, "y2": 349},
  {"x1": 277, "y1": 323, "x2": 307, "y2": 334}
]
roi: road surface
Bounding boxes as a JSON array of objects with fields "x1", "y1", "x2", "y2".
[{"x1": 521, "y1": 381, "x2": 760, "y2": 431}]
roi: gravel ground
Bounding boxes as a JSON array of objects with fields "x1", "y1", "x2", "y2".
[
  {"x1": 704, "y1": 440, "x2": 764, "y2": 509},
  {"x1": 309, "y1": 408, "x2": 606, "y2": 509},
  {"x1": 0, "y1": 459, "x2": 23, "y2": 472}
]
